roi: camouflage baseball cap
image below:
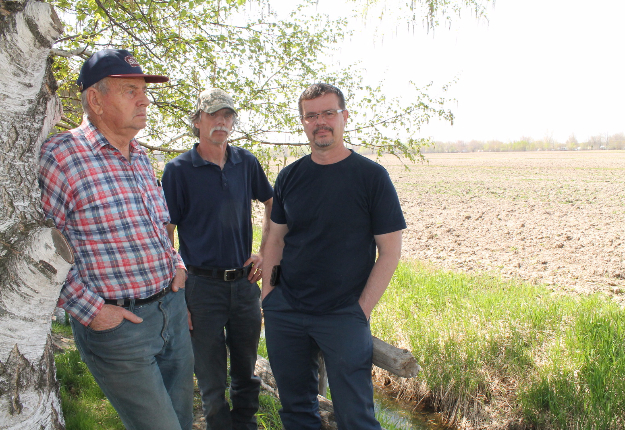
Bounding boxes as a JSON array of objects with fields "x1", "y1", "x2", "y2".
[{"x1": 196, "y1": 88, "x2": 236, "y2": 114}]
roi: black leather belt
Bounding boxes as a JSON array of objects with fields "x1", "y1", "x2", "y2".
[
  {"x1": 188, "y1": 265, "x2": 251, "y2": 281},
  {"x1": 103, "y1": 285, "x2": 172, "y2": 307}
]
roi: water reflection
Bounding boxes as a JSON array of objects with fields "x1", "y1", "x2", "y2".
[{"x1": 374, "y1": 391, "x2": 450, "y2": 430}]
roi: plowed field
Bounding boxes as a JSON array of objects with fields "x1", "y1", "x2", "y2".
[{"x1": 385, "y1": 150, "x2": 625, "y2": 304}]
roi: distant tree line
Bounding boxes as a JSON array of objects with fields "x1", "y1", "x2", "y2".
[{"x1": 425, "y1": 132, "x2": 625, "y2": 153}]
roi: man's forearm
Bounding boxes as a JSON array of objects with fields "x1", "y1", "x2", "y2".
[
  {"x1": 166, "y1": 223, "x2": 176, "y2": 247},
  {"x1": 358, "y1": 231, "x2": 403, "y2": 319},
  {"x1": 59, "y1": 266, "x2": 105, "y2": 326},
  {"x1": 257, "y1": 198, "x2": 273, "y2": 255},
  {"x1": 260, "y1": 221, "x2": 287, "y2": 299},
  {"x1": 260, "y1": 244, "x2": 282, "y2": 299}
]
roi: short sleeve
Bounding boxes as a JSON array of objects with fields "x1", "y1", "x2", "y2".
[
  {"x1": 369, "y1": 168, "x2": 406, "y2": 236},
  {"x1": 270, "y1": 172, "x2": 287, "y2": 225},
  {"x1": 161, "y1": 162, "x2": 184, "y2": 225}
]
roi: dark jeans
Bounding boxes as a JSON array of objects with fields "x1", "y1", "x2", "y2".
[
  {"x1": 185, "y1": 273, "x2": 262, "y2": 430},
  {"x1": 71, "y1": 290, "x2": 194, "y2": 430},
  {"x1": 263, "y1": 287, "x2": 381, "y2": 430}
]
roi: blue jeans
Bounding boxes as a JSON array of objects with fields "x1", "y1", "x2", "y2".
[
  {"x1": 263, "y1": 287, "x2": 381, "y2": 430},
  {"x1": 71, "y1": 289, "x2": 194, "y2": 430},
  {"x1": 185, "y1": 273, "x2": 262, "y2": 430}
]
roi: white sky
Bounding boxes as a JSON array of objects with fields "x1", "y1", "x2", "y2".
[{"x1": 268, "y1": 0, "x2": 624, "y2": 143}]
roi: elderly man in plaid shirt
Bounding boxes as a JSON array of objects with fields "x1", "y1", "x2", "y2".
[{"x1": 38, "y1": 49, "x2": 194, "y2": 430}]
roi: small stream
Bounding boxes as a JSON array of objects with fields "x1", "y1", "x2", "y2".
[{"x1": 374, "y1": 390, "x2": 449, "y2": 430}]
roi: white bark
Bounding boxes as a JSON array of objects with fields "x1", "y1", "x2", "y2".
[
  {"x1": 0, "y1": 1, "x2": 67, "y2": 429},
  {"x1": 0, "y1": 228, "x2": 73, "y2": 363},
  {"x1": 0, "y1": 228, "x2": 73, "y2": 430}
]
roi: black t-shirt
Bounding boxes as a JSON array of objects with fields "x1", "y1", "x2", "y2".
[{"x1": 271, "y1": 151, "x2": 406, "y2": 314}]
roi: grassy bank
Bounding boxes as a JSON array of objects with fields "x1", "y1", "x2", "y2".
[
  {"x1": 373, "y1": 261, "x2": 625, "y2": 429},
  {"x1": 53, "y1": 254, "x2": 625, "y2": 429},
  {"x1": 54, "y1": 326, "x2": 406, "y2": 429},
  {"x1": 52, "y1": 321, "x2": 284, "y2": 429}
]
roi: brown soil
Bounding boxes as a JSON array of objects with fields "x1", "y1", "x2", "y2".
[
  {"x1": 370, "y1": 150, "x2": 625, "y2": 428},
  {"x1": 382, "y1": 150, "x2": 625, "y2": 304}
]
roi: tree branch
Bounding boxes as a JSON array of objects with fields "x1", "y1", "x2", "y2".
[
  {"x1": 93, "y1": 0, "x2": 161, "y2": 60},
  {"x1": 135, "y1": 131, "x2": 194, "y2": 153},
  {"x1": 138, "y1": 141, "x2": 186, "y2": 153},
  {"x1": 50, "y1": 47, "x2": 93, "y2": 58},
  {"x1": 61, "y1": 115, "x2": 80, "y2": 128},
  {"x1": 229, "y1": 135, "x2": 309, "y2": 146}
]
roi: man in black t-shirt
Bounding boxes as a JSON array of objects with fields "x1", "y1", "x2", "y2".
[{"x1": 261, "y1": 83, "x2": 406, "y2": 430}]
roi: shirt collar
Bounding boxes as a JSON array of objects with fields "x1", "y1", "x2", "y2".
[
  {"x1": 80, "y1": 118, "x2": 141, "y2": 155},
  {"x1": 191, "y1": 143, "x2": 242, "y2": 168}
]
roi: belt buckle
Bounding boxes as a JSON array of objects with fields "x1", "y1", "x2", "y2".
[{"x1": 224, "y1": 269, "x2": 236, "y2": 281}]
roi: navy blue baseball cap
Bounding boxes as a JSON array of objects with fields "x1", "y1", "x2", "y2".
[{"x1": 76, "y1": 49, "x2": 169, "y2": 91}]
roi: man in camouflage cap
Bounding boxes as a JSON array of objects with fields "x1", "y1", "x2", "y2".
[{"x1": 162, "y1": 88, "x2": 273, "y2": 430}]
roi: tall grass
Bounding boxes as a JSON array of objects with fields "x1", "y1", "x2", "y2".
[
  {"x1": 54, "y1": 223, "x2": 625, "y2": 429},
  {"x1": 518, "y1": 299, "x2": 625, "y2": 429},
  {"x1": 372, "y1": 260, "x2": 625, "y2": 429},
  {"x1": 53, "y1": 321, "x2": 284, "y2": 429},
  {"x1": 53, "y1": 322, "x2": 124, "y2": 429}
]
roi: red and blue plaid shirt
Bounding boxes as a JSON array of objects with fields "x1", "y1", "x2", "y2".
[{"x1": 39, "y1": 120, "x2": 184, "y2": 326}]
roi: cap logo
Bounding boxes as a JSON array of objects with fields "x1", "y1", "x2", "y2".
[{"x1": 125, "y1": 56, "x2": 141, "y2": 67}]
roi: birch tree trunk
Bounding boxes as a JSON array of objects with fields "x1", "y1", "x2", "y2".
[{"x1": 0, "y1": 1, "x2": 71, "y2": 429}]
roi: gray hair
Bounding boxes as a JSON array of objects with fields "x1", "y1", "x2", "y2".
[
  {"x1": 190, "y1": 110, "x2": 202, "y2": 138},
  {"x1": 80, "y1": 78, "x2": 111, "y2": 117},
  {"x1": 189, "y1": 109, "x2": 238, "y2": 138}
]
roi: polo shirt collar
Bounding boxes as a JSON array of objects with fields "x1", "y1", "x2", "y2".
[{"x1": 191, "y1": 143, "x2": 242, "y2": 168}]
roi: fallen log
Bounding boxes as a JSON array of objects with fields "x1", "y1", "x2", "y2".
[
  {"x1": 372, "y1": 336, "x2": 422, "y2": 378},
  {"x1": 315, "y1": 337, "x2": 419, "y2": 397}
]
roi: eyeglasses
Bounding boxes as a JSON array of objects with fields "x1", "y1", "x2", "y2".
[{"x1": 300, "y1": 109, "x2": 345, "y2": 123}]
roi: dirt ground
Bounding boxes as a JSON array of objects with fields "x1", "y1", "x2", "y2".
[{"x1": 381, "y1": 150, "x2": 625, "y2": 305}]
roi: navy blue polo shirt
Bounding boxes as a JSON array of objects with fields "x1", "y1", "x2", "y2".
[{"x1": 162, "y1": 144, "x2": 273, "y2": 268}]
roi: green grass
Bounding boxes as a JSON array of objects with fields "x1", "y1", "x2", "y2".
[
  {"x1": 55, "y1": 223, "x2": 625, "y2": 429},
  {"x1": 372, "y1": 261, "x2": 625, "y2": 429},
  {"x1": 518, "y1": 300, "x2": 625, "y2": 429},
  {"x1": 256, "y1": 393, "x2": 283, "y2": 429},
  {"x1": 53, "y1": 322, "x2": 283, "y2": 429},
  {"x1": 53, "y1": 323, "x2": 124, "y2": 430}
]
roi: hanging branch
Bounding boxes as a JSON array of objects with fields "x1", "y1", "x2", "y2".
[{"x1": 51, "y1": 47, "x2": 93, "y2": 58}]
